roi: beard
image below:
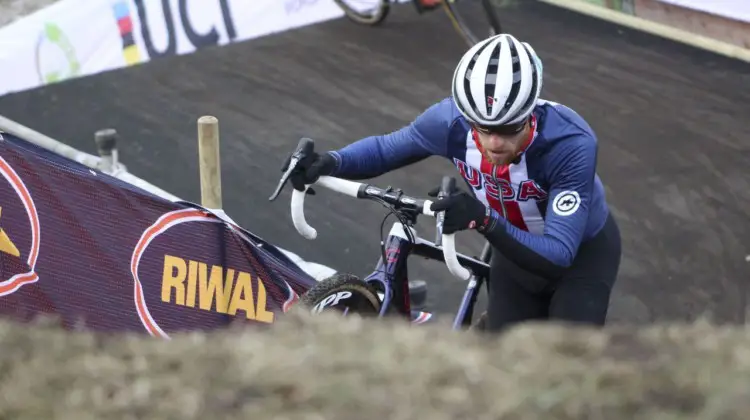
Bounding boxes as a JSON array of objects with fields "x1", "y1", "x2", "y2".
[{"x1": 483, "y1": 149, "x2": 514, "y2": 166}]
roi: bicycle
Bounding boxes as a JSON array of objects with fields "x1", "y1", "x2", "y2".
[
  {"x1": 331, "y1": 0, "x2": 508, "y2": 47},
  {"x1": 269, "y1": 138, "x2": 492, "y2": 330}
]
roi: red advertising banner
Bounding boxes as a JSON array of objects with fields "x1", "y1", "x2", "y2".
[{"x1": 0, "y1": 130, "x2": 316, "y2": 338}]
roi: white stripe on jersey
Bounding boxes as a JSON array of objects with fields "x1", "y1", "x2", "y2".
[
  {"x1": 509, "y1": 154, "x2": 545, "y2": 234},
  {"x1": 464, "y1": 131, "x2": 490, "y2": 208}
]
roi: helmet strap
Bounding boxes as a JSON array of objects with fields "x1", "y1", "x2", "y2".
[{"x1": 511, "y1": 115, "x2": 537, "y2": 164}]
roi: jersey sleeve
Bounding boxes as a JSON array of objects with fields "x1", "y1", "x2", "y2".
[
  {"x1": 482, "y1": 134, "x2": 597, "y2": 277},
  {"x1": 328, "y1": 99, "x2": 453, "y2": 179}
]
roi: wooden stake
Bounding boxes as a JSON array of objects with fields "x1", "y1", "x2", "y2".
[{"x1": 197, "y1": 116, "x2": 222, "y2": 209}]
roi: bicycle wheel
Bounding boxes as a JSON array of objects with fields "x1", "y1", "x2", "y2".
[
  {"x1": 442, "y1": 0, "x2": 504, "y2": 47},
  {"x1": 300, "y1": 273, "x2": 382, "y2": 316},
  {"x1": 333, "y1": 0, "x2": 391, "y2": 25}
]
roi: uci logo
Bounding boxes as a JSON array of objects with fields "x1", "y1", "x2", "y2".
[{"x1": 131, "y1": 0, "x2": 238, "y2": 59}]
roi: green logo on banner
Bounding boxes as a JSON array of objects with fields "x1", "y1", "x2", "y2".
[{"x1": 34, "y1": 22, "x2": 81, "y2": 84}]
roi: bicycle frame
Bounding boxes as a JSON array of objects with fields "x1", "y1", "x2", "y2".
[
  {"x1": 270, "y1": 137, "x2": 490, "y2": 329},
  {"x1": 363, "y1": 215, "x2": 492, "y2": 330}
]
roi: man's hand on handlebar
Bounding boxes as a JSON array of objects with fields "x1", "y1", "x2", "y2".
[
  {"x1": 429, "y1": 186, "x2": 493, "y2": 234},
  {"x1": 280, "y1": 148, "x2": 337, "y2": 192},
  {"x1": 273, "y1": 145, "x2": 475, "y2": 281}
]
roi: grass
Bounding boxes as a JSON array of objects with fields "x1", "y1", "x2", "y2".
[{"x1": 0, "y1": 310, "x2": 748, "y2": 419}]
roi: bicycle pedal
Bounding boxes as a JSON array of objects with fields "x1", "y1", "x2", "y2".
[{"x1": 411, "y1": 310, "x2": 434, "y2": 324}]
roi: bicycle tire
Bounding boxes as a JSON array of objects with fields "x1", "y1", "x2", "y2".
[
  {"x1": 300, "y1": 273, "x2": 382, "y2": 316},
  {"x1": 333, "y1": 0, "x2": 391, "y2": 25},
  {"x1": 442, "y1": 0, "x2": 503, "y2": 47}
]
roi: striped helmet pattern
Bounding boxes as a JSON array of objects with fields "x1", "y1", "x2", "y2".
[{"x1": 451, "y1": 34, "x2": 544, "y2": 126}]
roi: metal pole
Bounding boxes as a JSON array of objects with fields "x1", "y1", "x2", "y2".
[{"x1": 94, "y1": 128, "x2": 118, "y2": 174}]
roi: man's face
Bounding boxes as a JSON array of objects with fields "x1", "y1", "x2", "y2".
[{"x1": 473, "y1": 120, "x2": 530, "y2": 165}]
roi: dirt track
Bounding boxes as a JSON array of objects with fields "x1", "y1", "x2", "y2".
[{"x1": 0, "y1": 1, "x2": 748, "y2": 324}]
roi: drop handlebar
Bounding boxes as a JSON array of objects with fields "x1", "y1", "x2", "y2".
[{"x1": 289, "y1": 175, "x2": 472, "y2": 281}]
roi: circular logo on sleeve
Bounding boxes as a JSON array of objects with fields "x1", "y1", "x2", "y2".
[{"x1": 552, "y1": 191, "x2": 580, "y2": 216}]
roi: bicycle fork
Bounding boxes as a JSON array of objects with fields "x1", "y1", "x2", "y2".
[
  {"x1": 452, "y1": 241, "x2": 492, "y2": 329},
  {"x1": 451, "y1": 164, "x2": 506, "y2": 329}
]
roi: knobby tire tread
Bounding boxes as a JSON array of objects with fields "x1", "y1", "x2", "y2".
[{"x1": 300, "y1": 272, "x2": 382, "y2": 315}]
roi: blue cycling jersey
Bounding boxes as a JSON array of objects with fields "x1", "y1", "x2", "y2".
[{"x1": 327, "y1": 97, "x2": 611, "y2": 271}]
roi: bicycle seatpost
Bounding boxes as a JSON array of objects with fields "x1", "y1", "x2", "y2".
[{"x1": 434, "y1": 176, "x2": 456, "y2": 247}]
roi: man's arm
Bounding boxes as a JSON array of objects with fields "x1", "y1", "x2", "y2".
[
  {"x1": 327, "y1": 99, "x2": 453, "y2": 180},
  {"x1": 481, "y1": 135, "x2": 597, "y2": 278}
]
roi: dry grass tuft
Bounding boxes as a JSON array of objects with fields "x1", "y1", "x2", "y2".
[{"x1": 0, "y1": 310, "x2": 748, "y2": 419}]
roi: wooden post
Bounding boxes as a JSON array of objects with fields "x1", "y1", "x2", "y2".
[{"x1": 197, "y1": 116, "x2": 222, "y2": 209}]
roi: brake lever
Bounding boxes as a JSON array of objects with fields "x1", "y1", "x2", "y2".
[
  {"x1": 268, "y1": 137, "x2": 315, "y2": 201},
  {"x1": 434, "y1": 176, "x2": 456, "y2": 247},
  {"x1": 268, "y1": 159, "x2": 297, "y2": 202}
]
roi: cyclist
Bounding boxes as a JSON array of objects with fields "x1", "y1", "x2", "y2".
[{"x1": 282, "y1": 33, "x2": 622, "y2": 332}]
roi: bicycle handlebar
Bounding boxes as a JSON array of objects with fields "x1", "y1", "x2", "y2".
[{"x1": 290, "y1": 175, "x2": 472, "y2": 281}]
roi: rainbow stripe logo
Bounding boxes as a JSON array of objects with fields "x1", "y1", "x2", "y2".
[{"x1": 112, "y1": 1, "x2": 142, "y2": 65}]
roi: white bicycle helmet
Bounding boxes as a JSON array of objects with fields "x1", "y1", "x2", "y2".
[{"x1": 451, "y1": 34, "x2": 543, "y2": 127}]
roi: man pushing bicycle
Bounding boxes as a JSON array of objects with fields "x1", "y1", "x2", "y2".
[{"x1": 282, "y1": 33, "x2": 622, "y2": 332}]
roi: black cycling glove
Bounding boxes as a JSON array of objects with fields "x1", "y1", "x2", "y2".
[
  {"x1": 281, "y1": 150, "x2": 337, "y2": 192},
  {"x1": 428, "y1": 186, "x2": 493, "y2": 234}
]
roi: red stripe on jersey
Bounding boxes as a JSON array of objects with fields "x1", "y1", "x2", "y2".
[
  {"x1": 495, "y1": 165, "x2": 529, "y2": 231},
  {"x1": 479, "y1": 155, "x2": 505, "y2": 218},
  {"x1": 473, "y1": 130, "x2": 504, "y2": 216}
]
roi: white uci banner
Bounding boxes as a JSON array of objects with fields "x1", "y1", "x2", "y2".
[
  {"x1": 0, "y1": 0, "x2": 345, "y2": 97},
  {"x1": 0, "y1": 1, "x2": 128, "y2": 97},
  {"x1": 656, "y1": 0, "x2": 750, "y2": 24}
]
